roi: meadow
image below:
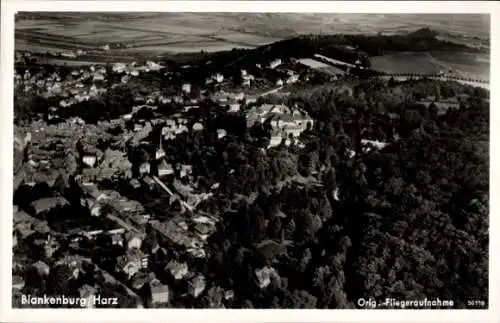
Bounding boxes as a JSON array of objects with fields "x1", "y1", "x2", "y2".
[
  {"x1": 370, "y1": 52, "x2": 444, "y2": 75},
  {"x1": 370, "y1": 51, "x2": 489, "y2": 81}
]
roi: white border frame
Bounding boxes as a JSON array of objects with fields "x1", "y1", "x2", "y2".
[{"x1": 1, "y1": 2, "x2": 498, "y2": 323}]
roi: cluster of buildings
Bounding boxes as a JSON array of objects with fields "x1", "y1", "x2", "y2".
[
  {"x1": 13, "y1": 154, "x2": 223, "y2": 307},
  {"x1": 14, "y1": 66, "x2": 108, "y2": 108},
  {"x1": 112, "y1": 60, "x2": 164, "y2": 75},
  {"x1": 12, "y1": 50, "x2": 354, "y2": 308},
  {"x1": 14, "y1": 54, "x2": 166, "y2": 111},
  {"x1": 246, "y1": 104, "x2": 314, "y2": 148}
]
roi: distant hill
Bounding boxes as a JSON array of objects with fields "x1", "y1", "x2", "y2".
[{"x1": 167, "y1": 28, "x2": 486, "y2": 69}]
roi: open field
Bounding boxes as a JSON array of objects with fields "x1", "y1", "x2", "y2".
[
  {"x1": 370, "y1": 52, "x2": 444, "y2": 75},
  {"x1": 15, "y1": 12, "x2": 283, "y2": 56},
  {"x1": 370, "y1": 51, "x2": 489, "y2": 81},
  {"x1": 16, "y1": 13, "x2": 489, "y2": 56},
  {"x1": 431, "y1": 51, "x2": 490, "y2": 81}
]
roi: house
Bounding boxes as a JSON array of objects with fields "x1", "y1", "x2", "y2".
[
  {"x1": 83, "y1": 155, "x2": 97, "y2": 168},
  {"x1": 139, "y1": 162, "x2": 151, "y2": 176},
  {"x1": 165, "y1": 261, "x2": 188, "y2": 280},
  {"x1": 230, "y1": 92, "x2": 245, "y2": 101},
  {"x1": 30, "y1": 197, "x2": 69, "y2": 216},
  {"x1": 333, "y1": 188, "x2": 340, "y2": 201},
  {"x1": 121, "y1": 75, "x2": 131, "y2": 84},
  {"x1": 188, "y1": 275, "x2": 206, "y2": 298},
  {"x1": 125, "y1": 232, "x2": 143, "y2": 250},
  {"x1": 150, "y1": 279, "x2": 169, "y2": 305},
  {"x1": 158, "y1": 161, "x2": 174, "y2": 177},
  {"x1": 130, "y1": 178, "x2": 142, "y2": 190},
  {"x1": 187, "y1": 247, "x2": 206, "y2": 258},
  {"x1": 93, "y1": 72, "x2": 105, "y2": 82},
  {"x1": 54, "y1": 255, "x2": 87, "y2": 280},
  {"x1": 211, "y1": 92, "x2": 229, "y2": 104},
  {"x1": 44, "y1": 238, "x2": 60, "y2": 259},
  {"x1": 228, "y1": 104, "x2": 240, "y2": 113},
  {"x1": 151, "y1": 217, "x2": 203, "y2": 246},
  {"x1": 207, "y1": 286, "x2": 224, "y2": 308},
  {"x1": 179, "y1": 164, "x2": 193, "y2": 178},
  {"x1": 132, "y1": 271, "x2": 155, "y2": 290},
  {"x1": 65, "y1": 86, "x2": 78, "y2": 94},
  {"x1": 192, "y1": 122, "x2": 204, "y2": 131},
  {"x1": 14, "y1": 210, "x2": 45, "y2": 239},
  {"x1": 287, "y1": 74, "x2": 299, "y2": 84},
  {"x1": 142, "y1": 175, "x2": 156, "y2": 189},
  {"x1": 32, "y1": 231, "x2": 51, "y2": 247},
  {"x1": 269, "y1": 58, "x2": 282, "y2": 69},
  {"x1": 79, "y1": 284, "x2": 97, "y2": 308},
  {"x1": 172, "y1": 95, "x2": 183, "y2": 103},
  {"x1": 183, "y1": 105, "x2": 199, "y2": 113},
  {"x1": 217, "y1": 129, "x2": 227, "y2": 139},
  {"x1": 155, "y1": 147, "x2": 166, "y2": 160},
  {"x1": 361, "y1": 139, "x2": 388, "y2": 151},
  {"x1": 224, "y1": 290, "x2": 235, "y2": 300},
  {"x1": 213, "y1": 73, "x2": 224, "y2": 83},
  {"x1": 111, "y1": 234, "x2": 124, "y2": 246},
  {"x1": 83, "y1": 229, "x2": 104, "y2": 239},
  {"x1": 33, "y1": 260, "x2": 50, "y2": 276},
  {"x1": 63, "y1": 52, "x2": 77, "y2": 59},
  {"x1": 79, "y1": 182, "x2": 106, "y2": 201},
  {"x1": 116, "y1": 249, "x2": 147, "y2": 279},
  {"x1": 162, "y1": 122, "x2": 175, "y2": 134},
  {"x1": 113, "y1": 63, "x2": 127, "y2": 73},
  {"x1": 255, "y1": 266, "x2": 278, "y2": 289},
  {"x1": 146, "y1": 61, "x2": 163, "y2": 71},
  {"x1": 133, "y1": 122, "x2": 144, "y2": 132},
  {"x1": 173, "y1": 125, "x2": 189, "y2": 135},
  {"x1": 182, "y1": 83, "x2": 192, "y2": 94},
  {"x1": 268, "y1": 135, "x2": 283, "y2": 148},
  {"x1": 194, "y1": 222, "x2": 213, "y2": 236},
  {"x1": 159, "y1": 96, "x2": 171, "y2": 104},
  {"x1": 12, "y1": 275, "x2": 25, "y2": 290}
]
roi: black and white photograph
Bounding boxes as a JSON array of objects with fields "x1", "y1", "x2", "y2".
[{"x1": 2, "y1": 1, "x2": 497, "y2": 320}]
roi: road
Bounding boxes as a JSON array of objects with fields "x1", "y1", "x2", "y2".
[
  {"x1": 150, "y1": 175, "x2": 194, "y2": 212},
  {"x1": 259, "y1": 86, "x2": 284, "y2": 97}
]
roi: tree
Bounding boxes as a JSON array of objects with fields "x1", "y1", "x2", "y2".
[
  {"x1": 251, "y1": 207, "x2": 267, "y2": 243},
  {"x1": 284, "y1": 219, "x2": 296, "y2": 240},
  {"x1": 318, "y1": 193, "x2": 333, "y2": 221},
  {"x1": 287, "y1": 290, "x2": 317, "y2": 309},
  {"x1": 298, "y1": 248, "x2": 312, "y2": 273},
  {"x1": 106, "y1": 84, "x2": 134, "y2": 118},
  {"x1": 268, "y1": 216, "x2": 283, "y2": 240}
]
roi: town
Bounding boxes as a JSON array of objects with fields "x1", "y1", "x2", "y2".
[
  {"x1": 12, "y1": 18, "x2": 490, "y2": 310},
  {"x1": 13, "y1": 49, "x2": 337, "y2": 308}
]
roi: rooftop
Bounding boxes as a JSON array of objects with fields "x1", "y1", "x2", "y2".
[{"x1": 30, "y1": 197, "x2": 69, "y2": 214}]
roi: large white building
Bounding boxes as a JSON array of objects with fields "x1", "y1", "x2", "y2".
[
  {"x1": 269, "y1": 58, "x2": 282, "y2": 69},
  {"x1": 246, "y1": 104, "x2": 313, "y2": 148}
]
